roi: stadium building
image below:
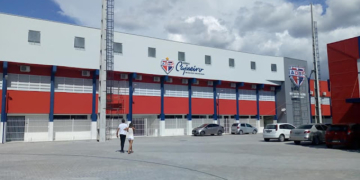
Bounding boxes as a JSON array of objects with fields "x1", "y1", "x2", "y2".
[{"x1": 0, "y1": 13, "x2": 331, "y2": 143}]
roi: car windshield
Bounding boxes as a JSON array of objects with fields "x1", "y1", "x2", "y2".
[
  {"x1": 265, "y1": 125, "x2": 276, "y2": 129},
  {"x1": 296, "y1": 125, "x2": 313, "y2": 129},
  {"x1": 232, "y1": 123, "x2": 238, "y2": 127},
  {"x1": 198, "y1": 124, "x2": 208, "y2": 128},
  {"x1": 329, "y1": 125, "x2": 348, "y2": 132}
]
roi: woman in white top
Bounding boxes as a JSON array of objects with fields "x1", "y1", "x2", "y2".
[{"x1": 125, "y1": 123, "x2": 135, "y2": 154}]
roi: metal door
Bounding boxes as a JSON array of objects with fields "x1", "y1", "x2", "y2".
[
  {"x1": 6, "y1": 116, "x2": 26, "y2": 142},
  {"x1": 132, "y1": 118, "x2": 145, "y2": 136},
  {"x1": 223, "y1": 118, "x2": 230, "y2": 134}
]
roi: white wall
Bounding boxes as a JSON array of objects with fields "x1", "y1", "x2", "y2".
[{"x1": 0, "y1": 13, "x2": 284, "y2": 85}]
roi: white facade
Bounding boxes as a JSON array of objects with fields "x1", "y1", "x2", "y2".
[{"x1": 0, "y1": 13, "x2": 284, "y2": 85}]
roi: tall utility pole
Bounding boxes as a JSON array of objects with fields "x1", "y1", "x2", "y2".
[
  {"x1": 98, "y1": 0, "x2": 108, "y2": 142},
  {"x1": 311, "y1": 3, "x2": 322, "y2": 123}
]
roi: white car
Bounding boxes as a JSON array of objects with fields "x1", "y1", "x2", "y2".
[{"x1": 263, "y1": 123, "x2": 296, "y2": 142}]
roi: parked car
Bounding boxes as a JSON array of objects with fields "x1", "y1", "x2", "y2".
[
  {"x1": 263, "y1": 123, "x2": 296, "y2": 142},
  {"x1": 290, "y1": 124, "x2": 327, "y2": 145},
  {"x1": 231, "y1": 123, "x2": 258, "y2": 135},
  {"x1": 192, "y1": 124, "x2": 224, "y2": 136},
  {"x1": 326, "y1": 124, "x2": 360, "y2": 149}
]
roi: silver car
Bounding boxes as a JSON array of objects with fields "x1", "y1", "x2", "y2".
[
  {"x1": 231, "y1": 123, "x2": 258, "y2": 135},
  {"x1": 289, "y1": 124, "x2": 328, "y2": 145},
  {"x1": 192, "y1": 124, "x2": 224, "y2": 136}
]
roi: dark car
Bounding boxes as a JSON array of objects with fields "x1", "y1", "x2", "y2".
[
  {"x1": 326, "y1": 124, "x2": 360, "y2": 149},
  {"x1": 192, "y1": 124, "x2": 224, "y2": 136}
]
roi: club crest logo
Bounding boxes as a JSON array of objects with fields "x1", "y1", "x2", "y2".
[
  {"x1": 161, "y1": 57, "x2": 175, "y2": 74},
  {"x1": 289, "y1": 66, "x2": 305, "y2": 87}
]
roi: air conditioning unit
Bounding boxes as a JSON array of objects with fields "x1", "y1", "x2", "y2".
[
  {"x1": 182, "y1": 79, "x2": 188, "y2": 84},
  {"x1": 270, "y1": 87, "x2": 275, "y2": 91},
  {"x1": 135, "y1": 75, "x2": 142, "y2": 81},
  {"x1": 120, "y1": 74, "x2": 128, "y2": 80},
  {"x1": 230, "y1": 83, "x2": 236, "y2": 88},
  {"x1": 194, "y1": 80, "x2": 199, "y2": 85},
  {"x1": 81, "y1": 70, "x2": 90, "y2": 77},
  {"x1": 166, "y1": 77, "x2": 173, "y2": 83},
  {"x1": 310, "y1": 91, "x2": 314, "y2": 95},
  {"x1": 208, "y1": 81, "x2": 213, "y2": 86},
  {"x1": 322, "y1": 92, "x2": 327, "y2": 96},
  {"x1": 251, "y1": 85, "x2": 257, "y2": 89},
  {"x1": 154, "y1": 76, "x2": 160, "y2": 82},
  {"x1": 20, "y1": 65, "x2": 30, "y2": 72}
]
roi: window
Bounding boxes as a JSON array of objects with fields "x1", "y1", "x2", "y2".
[
  {"x1": 114, "y1": 42, "x2": 122, "y2": 54},
  {"x1": 148, "y1": 47, "x2": 156, "y2": 57},
  {"x1": 241, "y1": 124, "x2": 246, "y2": 127},
  {"x1": 315, "y1": 125, "x2": 323, "y2": 130},
  {"x1": 265, "y1": 125, "x2": 277, "y2": 129},
  {"x1": 205, "y1": 55, "x2": 211, "y2": 65},
  {"x1": 286, "y1": 125, "x2": 295, "y2": 129},
  {"x1": 271, "y1": 64, "x2": 277, "y2": 72},
  {"x1": 229, "y1": 58, "x2": 235, "y2": 67},
  {"x1": 178, "y1": 51, "x2": 185, "y2": 61},
  {"x1": 321, "y1": 125, "x2": 328, "y2": 130},
  {"x1": 251, "y1": 61, "x2": 256, "y2": 70},
  {"x1": 232, "y1": 123, "x2": 239, "y2": 127},
  {"x1": 207, "y1": 124, "x2": 215, "y2": 128},
  {"x1": 74, "y1": 37, "x2": 85, "y2": 49},
  {"x1": 297, "y1": 125, "x2": 313, "y2": 129},
  {"x1": 28, "y1": 30, "x2": 41, "y2": 43},
  {"x1": 246, "y1": 124, "x2": 252, "y2": 127},
  {"x1": 54, "y1": 115, "x2": 88, "y2": 120},
  {"x1": 280, "y1": 125, "x2": 286, "y2": 129},
  {"x1": 213, "y1": 124, "x2": 219, "y2": 127}
]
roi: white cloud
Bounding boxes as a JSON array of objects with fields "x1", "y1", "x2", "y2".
[{"x1": 53, "y1": 0, "x2": 360, "y2": 79}]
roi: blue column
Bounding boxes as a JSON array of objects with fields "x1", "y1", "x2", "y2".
[
  {"x1": 49, "y1": 66, "x2": 57, "y2": 122},
  {"x1": 187, "y1": 78, "x2": 196, "y2": 120},
  {"x1": 308, "y1": 78, "x2": 313, "y2": 123},
  {"x1": 1, "y1": 62, "x2": 8, "y2": 123},
  {"x1": 235, "y1": 82, "x2": 244, "y2": 120},
  {"x1": 256, "y1": 84, "x2": 264, "y2": 120},
  {"x1": 91, "y1": 70, "x2": 99, "y2": 121},
  {"x1": 160, "y1": 76, "x2": 168, "y2": 121},
  {"x1": 127, "y1": 73, "x2": 136, "y2": 122},
  {"x1": 274, "y1": 87, "x2": 279, "y2": 120}
]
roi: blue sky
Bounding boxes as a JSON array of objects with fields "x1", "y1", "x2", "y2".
[{"x1": 0, "y1": 0, "x2": 74, "y2": 23}]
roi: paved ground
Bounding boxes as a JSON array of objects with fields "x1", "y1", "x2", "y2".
[{"x1": 0, "y1": 134, "x2": 359, "y2": 180}]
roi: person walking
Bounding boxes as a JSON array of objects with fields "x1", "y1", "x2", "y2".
[
  {"x1": 116, "y1": 119, "x2": 128, "y2": 153},
  {"x1": 125, "y1": 123, "x2": 135, "y2": 154}
]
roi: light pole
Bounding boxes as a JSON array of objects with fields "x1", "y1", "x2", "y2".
[{"x1": 308, "y1": 70, "x2": 314, "y2": 123}]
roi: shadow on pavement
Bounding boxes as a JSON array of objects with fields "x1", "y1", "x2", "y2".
[{"x1": 284, "y1": 141, "x2": 360, "y2": 153}]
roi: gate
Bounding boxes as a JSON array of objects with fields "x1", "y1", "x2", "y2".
[
  {"x1": 132, "y1": 118, "x2": 146, "y2": 136},
  {"x1": 221, "y1": 117, "x2": 231, "y2": 134},
  {"x1": 6, "y1": 116, "x2": 26, "y2": 142}
]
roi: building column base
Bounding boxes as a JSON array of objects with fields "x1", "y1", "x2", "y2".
[
  {"x1": 0, "y1": 122, "x2": 6, "y2": 144},
  {"x1": 159, "y1": 121, "x2": 165, "y2": 136},
  {"x1": 186, "y1": 120, "x2": 192, "y2": 135},
  {"x1": 48, "y1": 122, "x2": 54, "y2": 141},
  {"x1": 256, "y1": 120, "x2": 260, "y2": 129},
  {"x1": 273, "y1": 120, "x2": 278, "y2": 124},
  {"x1": 91, "y1": 121, "x2": 97, "y2": 140},
  {"x1": 236, "y1": 120, "x2": 240, "y2": 124},
  {"x1": 213, "y1": 120, "x2": 218, "y2": 124}
]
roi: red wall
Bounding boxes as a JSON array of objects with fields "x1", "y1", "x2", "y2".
[
  {"x1": 327, "y1": 37, "x2": 360, "y2": 124},
  {"x1": 164, "y1": 97, "x2": 188, "y2": 114},
  {"x1": 311, "y1": 104, "x2": 331, "y2": 116},
  {"x1": 309, "y1": 80, "x2": 331, "y2": 98},
  {"x1": 239, "y1": 100, "x2": 257, "y2": 115},
  {"x1": 54, "y1": 93, "x2": 92, "y2": 114},
  {"x1": 133, "y1": 96, "x2": 161, "y2": 114},
  {"x1": 7, "y1": 90, "x2": 50, "y2": 114}
]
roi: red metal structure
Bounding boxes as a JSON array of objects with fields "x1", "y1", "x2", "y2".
[{"x1": 327, "y1": 36, "x2": 360, "y2": 124}]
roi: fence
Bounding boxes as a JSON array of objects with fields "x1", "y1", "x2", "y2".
[
  {"x1": 53, "y1": 119, "x2": 91, "y2": 141},
  {"x1": 164, "y1": 118, "x2": 188, "y2": 136}
]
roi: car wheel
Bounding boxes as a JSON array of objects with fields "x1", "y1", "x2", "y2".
[
  {"x1": 217, "y1": 130, "x2": 223, "y2": 136},
  {"x1": 312, "y1": 136, "x2": 320, "y2": 145},
  {"x1": 239, "y1": 130, "x2": 243, "y2": 135},
  {"x1": 264, "y1": 138, "x2": 270, "y2": 142},
  {"x1": 294, "y1": 141, "x2": 301, "y2": 145},
  {"x1": 326, "y1": 144, "x2": 333, "y2": 148},
  {"x1": 252, "y1": 130, "x2": 257, "y2": 134},
  {"x1": 200, "y1": 131, "x2": 205, "y2": 136},
  {"x1": 278, "y1": 135, "x2": 285, "y2": 142}
]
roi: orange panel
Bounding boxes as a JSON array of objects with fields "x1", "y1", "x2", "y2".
[
  {"x1": 164, "y1": 97, "x2": 188, "y2": 114},
  {"x1": 239, "y1": 100, "x2": 257, "y2": 115},
  {"x1": 311, "y1": 104, "x2": 332, "y2": 116},
  {"x1": 54, "y1": 92, "x2": 92, "y2": 114},
  {"x1": 7, "y1": 90, "x2": 50, "y2": 114},
  {"x1": 260, "y1": 101, "x2": 275, "y2": 115}
]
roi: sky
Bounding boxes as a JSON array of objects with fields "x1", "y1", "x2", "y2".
[{"x1": 1, "y1": 0, "x2": 360, "y2": 80}]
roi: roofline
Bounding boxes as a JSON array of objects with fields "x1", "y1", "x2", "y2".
[{"x1": 0, "y1": 12, "x2": 304, "y2": 60}]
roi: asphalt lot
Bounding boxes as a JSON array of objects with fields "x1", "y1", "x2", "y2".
[{"x1": 0, "y1": 134, "x2": 359, "y2": 180}]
